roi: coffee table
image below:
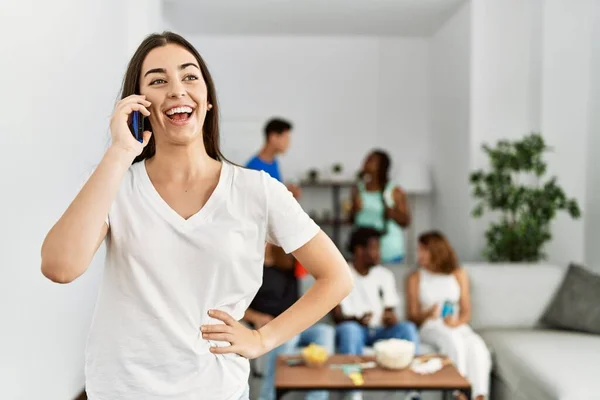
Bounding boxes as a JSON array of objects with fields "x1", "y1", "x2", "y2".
[{"x1": 275, "y1": 355, "x2": 471, "y2": 399}]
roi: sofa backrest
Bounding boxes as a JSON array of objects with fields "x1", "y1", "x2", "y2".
[{"x1": 386, "y1": 262, "x2": 568, "y2": 330}]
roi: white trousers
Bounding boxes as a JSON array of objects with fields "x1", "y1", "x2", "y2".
[{"x1": 420, "y1": 320, "x2": 492, "y2": 399}]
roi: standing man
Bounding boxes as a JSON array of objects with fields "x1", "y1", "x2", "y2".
[
  {"x1": 246, "y1": 117, "x2": 301, "y2": 198},
  {"x1": 245, "y1": 117, "x2": 333, "y2": 400}
]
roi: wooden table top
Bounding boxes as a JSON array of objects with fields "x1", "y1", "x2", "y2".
[{"x1": 275, "y1": 355, "x2": 471, "y2": 391}]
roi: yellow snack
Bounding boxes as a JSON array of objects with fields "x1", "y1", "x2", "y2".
[
  {"x1": 301, "y1": 343, "x2": 329, "y2": 367},
  {"x1": 349, "y1": 372, "x2": 364, "y2": 386}
]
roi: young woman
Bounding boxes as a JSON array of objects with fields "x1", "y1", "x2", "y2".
[
  {"x1": 349, "y1": 149, "x2": 410, "y2": 264},
  {"x1": 40, "y1": 32, "x2": 352, "y2": 400},
  {"x1": 406, "y1": 231, "x2": 491, "y2": 400}
]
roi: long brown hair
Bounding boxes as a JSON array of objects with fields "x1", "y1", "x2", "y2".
[
  {"x1": 119, "y1": 31, "x2": 226, "y2": 164},
  {"x1": 418, "y1": 231, "x2": 459, "y2": 274}
]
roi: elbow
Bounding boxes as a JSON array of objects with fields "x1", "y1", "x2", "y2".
[
  {"x1": 339, "y1": 270, "x2": 354, "y2": 298},
  {"x1": 40, "y1": 256, "x2": 82, "y2": 284}
]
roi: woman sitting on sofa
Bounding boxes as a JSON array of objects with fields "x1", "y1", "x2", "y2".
[{"x1": 406, "y1": 231, "x2": 491, "y2": 400}]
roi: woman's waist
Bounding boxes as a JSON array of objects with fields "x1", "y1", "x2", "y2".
[{"x1": 85, "y1": 349, "x2": 249, "y2": 400}]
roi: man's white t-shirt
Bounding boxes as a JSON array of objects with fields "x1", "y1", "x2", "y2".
[
  {"x1": 84, "y1": 161, "x2": 319, "y2": 400},
  {"x1": 339, "y1": 264, "x2": 400, "y2": 328}
]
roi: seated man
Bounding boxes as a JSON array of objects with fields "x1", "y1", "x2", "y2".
[
  {"x1": 334, "y1": 227, "x2": 419, "y2": 356},
  {"x1": 243, "y1": 245, "x2": 334, "y2": 400}
]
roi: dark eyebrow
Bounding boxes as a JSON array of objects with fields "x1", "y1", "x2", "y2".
[
  {"x1": 180, "y1": 62, "x2": 200, "y2": 71},
  {"x1": 144, "y1": 68, "x2": 165, "y2": 77},
  {"x1": 143, "y1": 63, "x2": 200, "y2": 78}
]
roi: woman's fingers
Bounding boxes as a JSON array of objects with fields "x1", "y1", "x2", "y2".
[
  {"x1": 119, "y1": 102, "x2": 151, "y2": 117},
  {"x1": 201, "y1": 323, "x2": 232, "y2": 334},
  {"x1": 141, "y1": 131, "x2": 152, "y2": 146},
  {"x1": 116, "y1": 94, "x2": 151, "y2": 109},
  {"x1": 208, "y1": 309, "x2": 237, "y2": 326},
  {"x1": 202, "y1": 333, "x2": 232, "y2": 342},
  {"x1": 210, "y1": 345, "x2": 237, "y2": 355}
]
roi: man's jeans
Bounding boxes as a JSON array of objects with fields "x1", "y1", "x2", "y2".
[
  {"x1": 336, "y1": 320, "x2": 420, "y2": 355},
  {"x1": 259, "y1": 323, "x2": 335, "y2": 400}
]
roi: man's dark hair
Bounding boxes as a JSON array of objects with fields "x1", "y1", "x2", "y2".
[
  {"x1": 264, "y1": 118, "x2": 292, "y2": 140},
  {"x1": 347, "y1": 227, "x2": 382, "y2": 253}
]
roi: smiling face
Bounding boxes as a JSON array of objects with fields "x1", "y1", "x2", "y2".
[{"x1": 139, "y1": 43, "x2": 211, "y2": 147}]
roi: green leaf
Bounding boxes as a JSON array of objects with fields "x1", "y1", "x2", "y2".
[{"x1": 472, "y1": 203, "x2": 485, "y2": 218}]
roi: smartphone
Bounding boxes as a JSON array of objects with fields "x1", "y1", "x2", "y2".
[
  {"x1": 441, "y1": 301, "x2": 455, "y2": 318},
  {"x1": 129, "y1": 111, "x2": 144, "y2": 143}
]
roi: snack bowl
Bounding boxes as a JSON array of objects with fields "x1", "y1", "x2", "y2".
[
  {"x1": 373, "y1": 339, "x2": 415, "y2": 369},
  {"x1": 301, "y1": 343, "x2": 329, "y2": 368}
]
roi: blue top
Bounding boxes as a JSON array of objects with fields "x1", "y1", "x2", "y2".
[{"x1": 245, "y1": 155, "x2": 282, "y2": 182}]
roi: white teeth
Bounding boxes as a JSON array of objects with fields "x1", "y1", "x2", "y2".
[{"x1": 166, "y1": 106, "x2": 193, "y2": 116}]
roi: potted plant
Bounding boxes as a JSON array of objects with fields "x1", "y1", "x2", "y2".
[
  {"x1": 331, "y1": 163, "x2": 343, "y2": 181},
  {"x1": 307, "y1": 169, "x2": 319, "y2": 183},
  {"x1": 469, "y1": 133, "x2": 581, "y2": 262}
]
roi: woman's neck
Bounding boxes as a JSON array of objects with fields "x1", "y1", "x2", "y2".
[
  {"x1": 145, "y1": 141, "x2": 219, "y2": 184},
  {"x1": 365, "y1": 176, "x2": 383, "y2": 191}
]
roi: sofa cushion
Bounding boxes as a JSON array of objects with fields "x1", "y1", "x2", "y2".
[
  {"x1": 463, "y1": 263, "x2": 567, "y2": 330},
  {"x1": 479, "y1": 329, "x2": 600, "y2": 399},
  {"x1": 541, "y1": 263, "x2": 600, "y2": 335}
]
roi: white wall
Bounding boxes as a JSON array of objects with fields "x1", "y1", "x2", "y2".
[
  {"x1": 541, "y1": 0, "x2": 594, "y2": 266},
  {"x1": 187, "y1": 35, "x2": 431, "y2": 182},
  {"x1": 430, "y1": 0, "x2": 595, "y2": 265},
  {"x1": 585, "y1": 0, "x2": 600, "y2": 272},
  {"x1": 0, "y1": 1, "x2": 161, "y2": 399},
  {"x1": 429, "y1": 2, "x2": 471, "y2": 260},
  {"x1": 185, "y1": 35, "x2": 433, "y2": 255},
  {"x1": 467, "y1": 0, "x2": 545, "y2": 261}
]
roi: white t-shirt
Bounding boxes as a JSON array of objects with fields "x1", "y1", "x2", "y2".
[
  {"x1": 84, "y1": 160, "x2": 319, "y2": 400},
  {"x1": 339, "y1": 264, "x2": 400, "y2": 328}
]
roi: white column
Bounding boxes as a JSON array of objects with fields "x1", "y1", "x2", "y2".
[
  {"x1": 584, "y1": 1, "x2": 600, "y2": 272},
  {"x1": 541, "y1": 0, "x2": 594, "y2": 265}
]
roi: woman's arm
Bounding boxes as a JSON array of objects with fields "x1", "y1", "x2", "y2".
[
  {"x1": 448, "y1": 268, "x2": 472, "y2": 326},
  {"x1": 406, "y1": 271, "x2": 439, "y2": 326},
  {"x1": 204, "y1": 231, "x2": 352, "y2": 359},
  {"x1": 41, "y1": 147, "x2": 133, "y2": 283},
  {"x1": 386, "y1": 186, "x2": 411, "y2": 227},
  {"x1": 41, "y1": 95, "x2": 151, "y2": 283},
  {"x1": 243, "y1": 308, "x2": 274, "y2": 330},
  {"x1": 258, "y1": 231, "x2": 352, "y2": 349}
]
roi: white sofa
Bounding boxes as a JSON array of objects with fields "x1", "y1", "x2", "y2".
[{"x1": 250, "y1": 263, "x2": 600, "y2": 399}]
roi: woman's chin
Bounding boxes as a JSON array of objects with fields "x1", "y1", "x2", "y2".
[{"x1": 162, "y1": 129, "x2": 202, "y2": 146}]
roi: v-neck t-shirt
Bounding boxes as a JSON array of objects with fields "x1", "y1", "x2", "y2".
[{"x1": 84, "y1": 160, "x2": 319, "y2": 400}]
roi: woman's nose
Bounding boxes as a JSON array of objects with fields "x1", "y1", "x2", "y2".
[{"x1": 167, "y1": 82, "x2": 186, "y2": 98}]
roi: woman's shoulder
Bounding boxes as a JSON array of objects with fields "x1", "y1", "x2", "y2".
[
  {"x1": 452, "y1": 266, "x2": 468, "y2": 281},
  {"x1": 407, "y1": 268, "x2": 420, "y2": 281},
  {"x1": 226, "y1": 162, "x2": 283, "y2": 200},
  {"x1": 228, "y1": 162, "x2": 275, "y2": 186}
]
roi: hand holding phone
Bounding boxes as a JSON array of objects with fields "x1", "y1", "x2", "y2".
[{"x1": 109, "y1": 95, "x2": 151, "y2": 157}]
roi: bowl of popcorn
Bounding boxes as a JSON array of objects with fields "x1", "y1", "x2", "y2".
[
  {"x1": 301, "y1": 343, "x2": 329, "y2": 368},
  {"x1": 373, "y1": 339, "x2": 415, "y2": 369}
]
